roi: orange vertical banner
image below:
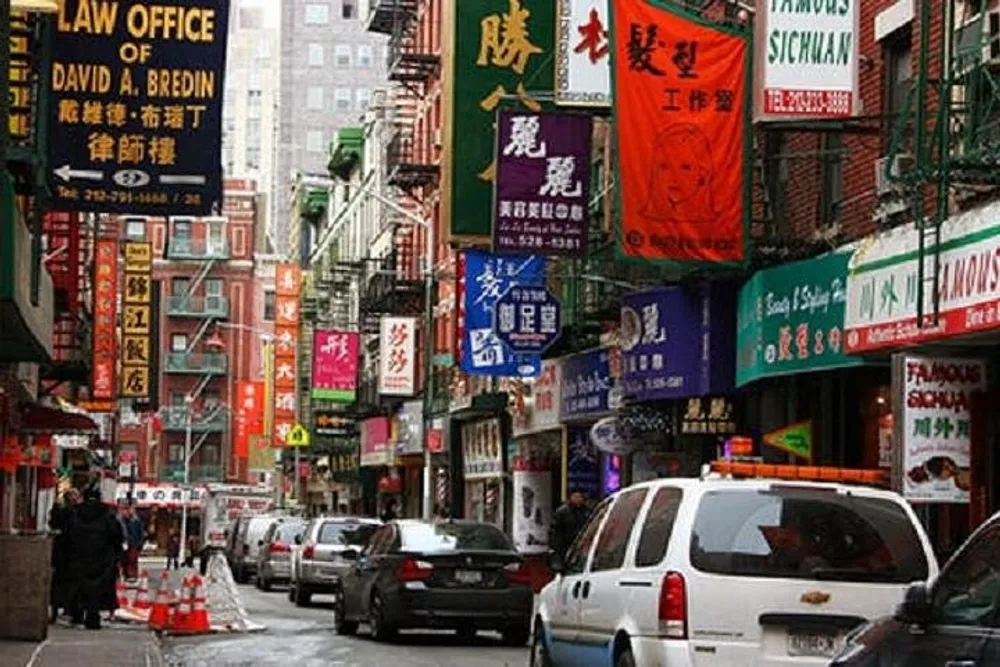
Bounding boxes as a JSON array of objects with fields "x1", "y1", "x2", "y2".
[
  {"x1": 272, "y1": 263, "x2": 301, "y2": 447},
  {"x1": 612, "y1": 0, "x2": 749, "y2": 266},
  {"x1": 234, "y1": 381, "x2": 264, "y2": 458}
]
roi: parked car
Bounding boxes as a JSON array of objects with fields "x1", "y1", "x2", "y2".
[
  {"x1": 256, "y1": 516, "x2": 307, "y2": 591},
  {"x1": 532, "y1": 476, "x2": 939, "y2": 667},
  {"x1": 334, "y1": 519, "x2": 534, "y2": 645},
  {"x1": 289, "y1": 516, "x2": 380, "y2": 607},
  {"x1": 832, "y1": 509, "x2": 1000, "y2": 666},
  {"x1": 230, "y1": 514, "x2": 278, "y2": 584}
]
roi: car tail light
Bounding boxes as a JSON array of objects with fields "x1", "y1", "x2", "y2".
[
  {"x1": 303, "y1": 543, "x2": 315, "y2": 560},
  {"x1": 504, "y1": 561, "x2": 533, "y2": 586},
  {"x1": 658, "y1": 571, "x2": 687, "y2": 639},
  {"x1": 269, "y1": 541, "x2": 290, "y2": 554},
  {"x1": 395, "y1": 558, "x2": 434, "y2": 582}
]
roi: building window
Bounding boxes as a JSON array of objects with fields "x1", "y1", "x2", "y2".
[
  {"x1": 205, "y1": 278, "x2": 224, "y2": 297},
  {"x1": 208, "y1": 220, "x2": 226, "y2": 252},
  {"x1": 764, "y1": 132, "x2": 789, "y2": 237},
  {"x1": 248, "y1": 67, "x2": 261, "y2": 90},
  {"x1": 335, "y1": 45, "x2": 352, "y2": 67},
  {"x1": 357, "y1": 44, "x2": 373, "y2": 67},
  {"x1": 125, "y1": 219, "x2": 146, "y2": 240},
  {"x1": 342, "y1": 0, "x2": 356, "y2": 19},
  {"x1": 264, "y1": 291, "x2": 276, "y2": 320},
  {"x1": 307, "y1": 86, "x2": 324, "y2": 110},
  {"x1": 334, "y1": 88, "x2": 351, "y2": 111},
  {"x1": 246, "y1": 147, "x2": 260, "y2": 171},
  {"x1": 308, "y1": 43, "x2": 324, "y2": 67},
  {"x1": 234, "y1": 228, "x2": 247, "y2": 256},
  {"x1": 305, "y1": 3, "x2": 329, "y2": 25},
  {"x1": 170, "y1": 392, "x2": 186, "y2": 407},
  {"x1": 200, "y1": 444, "x2": 221, "y2": 466},
  {"x1": 356, "y1": 88, "x2": 371, "y2": 111},
  {"x1": 820, "y1": 133, "x2": 843, "y2": 227},
  {"x1": 171, "y1": 277, "x2": 189, "y2": 296},
  {"x1": 168, "y1": 444, "x2": 184, "y2": 463},
  {"x1": 247, "y1": 90, "x2": 262, "y2": 119},
  {"x1": 171, "y1": 334, "x2": 187, "y2": 352},
  {"x1": 246, "y1": 118, "x2": 261, "y2": 148},
  {"x1": 307, "y1": 130, "x2": 325, "y2": 153},
  {"x1": 172, "y1": 218, "x2": 191, "y2": 242},
  {"x1": 884, "y1": 32, "x2": 912, "y2": 150}
]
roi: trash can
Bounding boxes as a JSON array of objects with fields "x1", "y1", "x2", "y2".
[{"x1": 0, "y1": 534, "x2": 52, "y2": 641}]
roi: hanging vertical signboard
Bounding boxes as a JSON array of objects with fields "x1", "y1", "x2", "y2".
[
  {"x1": 379, "y1": 317, "x2": 418, "y2": 396},
  {"x1": 120, "y1": 242, "x2": 153, "y2": 398},
  {"x1": 91, "y1": 239, "x2": 118, "y2": 403},
  {"x1": 555, "y1": 0, "x2": 611, "y2": 106},
  {"x1": 272, "y1": 264, "x2": 301, "y2": 447},
  {"x1": 312, "y1": 329, "x2": 359, "y2": 402},
  {"x1": 611, "y1": 0, "x2": 750, "y2": 266}
]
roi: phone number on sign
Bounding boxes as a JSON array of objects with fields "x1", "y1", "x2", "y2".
[
  {"x1": 764, "y1": 89, "x2": 853, "y2": 116},
  {"x1": 55, "y1": 185, "x2": 202, "y2": 208}
]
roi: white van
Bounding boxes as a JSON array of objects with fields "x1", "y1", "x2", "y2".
[
  {"x1": 231, "y1": 515, "x2": 280, "y2": 584},
  {"x1": 532, "y1": 476, "x2": 939, "y2": 667}
]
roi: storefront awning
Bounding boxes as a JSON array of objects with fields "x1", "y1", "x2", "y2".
[
  {"x1": 19, "y1": 404, "x2": 99, "y2": 435},
  {"x1": 12, "y1": 0, "x2": 58, "y2": 12}
]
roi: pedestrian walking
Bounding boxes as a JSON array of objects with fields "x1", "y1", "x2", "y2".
[
  {"x1": 166, "y1": 531, "x2": 180, "y2": 570},
  {"x1": 48, "y1": 488, "x2": 81, "y2": 622},
  {"x1": 184, "y1": 533, "x2": 198, "y2": 569},
  {"x1": 549, "y1": 488, "x2": 591, "y2": 562},
  {"x1": 122, "y1": 505, "x2": 145, "y2": 579},
  {"x1": 65, "y1": 486, "x2": 124, "y2": 630}
]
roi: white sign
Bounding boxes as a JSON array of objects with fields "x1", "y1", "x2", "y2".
[
  {"x1": 513, "y1": 469, "x2": 551, "y2": 554},
  {"x1": 462, "y1": 418, "x2": 504, "y2": 480},
  {"x1": 899, "y1": 356, "x2": 985, "y2": 503},
  {"x1": 759, "y1": 0, "x2": 858, "y2": 118},
  {"x1": 845, "y1": 201, "x2": 1000, "y2": 353},
  {"x1": 512, "y1": 358, "x2": 563, "y2": 437},
  {"x1": 555, "y1": 0, "x2": 611, "y2": 106},
  {"x1": 378, "y1": 316, "x2": 417, "y2": 396}
]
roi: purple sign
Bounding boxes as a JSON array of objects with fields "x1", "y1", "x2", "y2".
[
  {"x1": 493, "y1": 110, "x2": 592, "y2": 256},
  {"x1": 620, "y1": 284, "x2": 736, "y2": 402}
]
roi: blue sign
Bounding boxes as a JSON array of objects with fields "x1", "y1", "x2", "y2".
[
  {"x1": 494, "y1": 285, "x2": 562, "y2": 354},
  {"x1": 562, "y1": 347, "x2": 614, "y2": 419},
  {"x1": 460, "y1": 249, "x2": 544, "y2": 377},
  {"x1": 566, "y1": 427, "x2": 600, "y2": 500}
]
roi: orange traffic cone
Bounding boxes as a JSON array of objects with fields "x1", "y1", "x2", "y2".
[
  {"x1": 133, "y1": 571, "x2": 151, "y2": 611},
  {"x1": 171, "y1": 576, "x2": 193, "y2": 634},
  {"x1": 187, "y1": 575, "x2": 210, "y2": 635},
  {"x1": 148, "y1": 571, "x2": 172, "y2": 631},
  {"x1": 116, "y1": 578, "x2": 130, "y2": 610}
]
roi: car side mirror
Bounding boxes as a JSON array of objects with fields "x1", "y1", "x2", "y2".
[
  {"x1": 342, "y1": 548, "x2": 359, "y2": 561},
  {"x1": 895, "y1": 582, "x2": 931, "y2": 625}
]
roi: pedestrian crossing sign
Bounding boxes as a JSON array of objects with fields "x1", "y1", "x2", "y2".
[{"x1": 285, "y1": 423, "x2": 310, "y2": 448}]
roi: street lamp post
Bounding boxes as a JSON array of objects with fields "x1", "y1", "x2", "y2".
[{"x1": 179, "y1": 395, "x2": 194, "y2": 567}]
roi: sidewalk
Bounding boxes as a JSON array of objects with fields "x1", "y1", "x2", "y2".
[{"x1": 0, "y1": 623, "x2": 164, "y2": 667}]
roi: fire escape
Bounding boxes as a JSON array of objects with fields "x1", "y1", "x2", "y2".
[{"x1": 161, "y1": 217, "x2": 230, "y2": 482}]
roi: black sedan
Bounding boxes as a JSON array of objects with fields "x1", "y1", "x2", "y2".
[{"x1": 333, "y1": 519, "x2": 534, "y2": 645}]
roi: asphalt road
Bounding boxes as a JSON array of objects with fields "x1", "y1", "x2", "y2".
[{"x1": 159, "y1": 577, "x2": 529, "y2": 667}]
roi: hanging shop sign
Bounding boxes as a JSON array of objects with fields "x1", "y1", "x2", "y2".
[
  {"x1": 763, "y1": 420, "x2": 813, "y2": 461},
  {"x1": 394, "y1": 400, "x2": 425, "y2": 456},
  {"x1": 562, "y1": 347, "x2": 617, "y2": 419},
  {"x1": 360, "y1": 416, "x2": 393, "y2": 467},
  {"x1": 91, "y1": 239, "x2": 118, "y2": 403},
  {"x1": 678, "y1": 396, "x2": 737, "y2": 436},
  {"x1": 247, "y1": 435, "x2": 273, "y2": 473},
  {"x1": 512, "y1": 464, "x2": 552, "y2": 554},
  {"x1": 493, "y1": 110, "x2": 592, "y2": 255},
  {"x1": 894, "y1": 355, "x2": 986, "y2": 503},
  {"x1": 379, "y1": 316, "x2": 417, "y2": 396},
  {"x1": 756, "y1": 0, "x2": 859, "y2": 119},
  {"x1": 119, "y1": 242, "x2": 153, "y2": 398},
  {"x1": 8, "y1": 12, "x2": 41, "y2": 150},
  {"x1": 512, "y1": 357, "x2": 562, "y2": 437},
  {"x1": 311, "y1": 329, "x2": 359, "y2": 402},
  {"x1": 589, "y1": 416, "x2": 635, "y2": 456},
  {"x1": 272, "y1": 263, "x2": 301, "y2": 447},
  {"x1": 234, "y1": 381, "x2": 264, "y2": 460},
  {"x1": 620, "y1": 285, "x2": 735, "y2": 402},
  {"x1": 845, "y1": 205, "x2": 1000, "y2": 353},
  {"x1": 328, "y1": 444, "x2": 360, "y2": 484},
  {"x1": 462, "y1": 417, "x2": 505, "y2": 480},
  {"x1": 494, "y1": 285, "x2": 563, "y2": 354},
  {"x1": 612, "y1": 0, "x2": 750, "y2": 266},
  {"x1": 737, "y1": 252, "x2": 860, "y2": 386},
  {"x1": 566, "y1": 426, "x2": 600, "y2": 500},
  {"x1": 313, "y1": 412, "x2": 357, "y2": 438},
  {"x1": 459, "y1": 249, "x2": 544, "y2": 378},
  {"x1": 443, "y1": 0, "x2": 556, "y2": 240},
  {"x1": 49, "y1": 0, "x2": 230, "y2": 215},
  {"x1": 555, "y1": 0, "x2": 611, "y2": 106}
]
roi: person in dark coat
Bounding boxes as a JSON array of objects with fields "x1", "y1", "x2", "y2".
[
  {"x1": 65, "y1": 487, "x2": 124, "y2": 629},
  {"x1": 379, "y1": 498, "x2": 399, "y2": 523},
  {"x1": 549, "y1": 489, "x2": 592, "y2": 561},
  {"x1": 49, "y1": 488, "x2": 82, "y2": 622}
]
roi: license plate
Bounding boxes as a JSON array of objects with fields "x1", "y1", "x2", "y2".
[
  {"x1": 787, "y1": 631, "x2": 840, "y2": 657},
  {"x1": 454, "y1": 569, "x2": 483, "y2": 584}
]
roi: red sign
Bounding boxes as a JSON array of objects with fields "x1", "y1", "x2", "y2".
[
  {"x1": 272, "y1": 263, "x2": 300, "y2": 447},
  {"x1": 91, "y1": 239, "x2": 119, "y2": 400},
  {"x1": 612, "y1": 0, "x2": 749, "y2": 265},
  {"x1": 234, "y1": 381, "x2": 264, "y2": 459}
]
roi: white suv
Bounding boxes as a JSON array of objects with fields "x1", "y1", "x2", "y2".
[{"x1": 532, "y1": 477, "x2": 938, "y2": 667}]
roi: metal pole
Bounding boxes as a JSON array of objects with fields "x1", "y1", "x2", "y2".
[
  {"x1": 421, "y1": 217, "x2": 435, "y2": 521},
  {"x1": 0, "y1": 0, "x2": 10, "y2": 179},
  {"x1": 180, "y1": 401, "x2": 193, "y2": 567}
]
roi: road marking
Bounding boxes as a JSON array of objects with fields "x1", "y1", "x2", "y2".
[{"x1": 25, "y1": 638, "x2": 49, "y2": 667}]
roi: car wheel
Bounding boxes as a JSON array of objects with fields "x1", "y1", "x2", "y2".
[
  {"x1": 368, "y1": 593, "x2": 396, "y2": 642},
  {"x1": 333, "y1": 593, "x2": 358, "y2": 636},
  {"x1": 295, "y1": 583, "x2": 312, "y2": 607},
  {"x1": 501, "y1": 625, "x2": 530, "y2": 647},
  {"x1": 615, "y1": 646, "x2": 636, "y2": 667},
  {"x1": 530, "y1": 625, "x2": 554, "y2": 667},
  {"x1": 287, "y1": 584, "x2": 296, "y2": 602}
]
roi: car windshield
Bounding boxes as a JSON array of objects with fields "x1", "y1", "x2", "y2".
[
  {"x1": 690, "y1": 487, "x2": 930, "y2": 584},
  {"x1": 273, "y1": 521, "x2": 305, "y2": 544},
  {"x1": 400, "y1": 522, "x2": 513, "y2": 553},
  {"x1": 318, "y1": 522, "x2": 378, "y2": 547}
]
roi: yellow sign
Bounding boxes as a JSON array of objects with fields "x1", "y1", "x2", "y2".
[
  {"x1": 124, "y1": 242, "x2": 153, "y2": 273},
  {"x1": 285, "y1": 423, "x2": 310, "y2": 448},
  {"x1": 124, "y1": 273, "x2": 151, "y2": 304},
  {"x1": 120, "y1": 241, "x2": 153, "y2": 398},
  {"x1": 121, "y1": 335, "x2": 150, "y2": 365},
  {"x1": 120, "y1": 366, "x2": 150, "y2": 398},
  {"x1": 122, "y1": 304, "x2": 151, "y2": 335}
]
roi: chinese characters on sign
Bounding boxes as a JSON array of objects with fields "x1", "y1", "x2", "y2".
[
  {"x1": 612, "y1": 0, "x2": 749, "y2": 265},
  {"x1": 494, "y1": 285, "x2": 563, "y2": 354},
  {"x1": 760, "y1": 0, "x2": 857, "y2": 118},
  {"x1": 512, "y1": 358, "x2": 562, "y2": 437},
  {"x1": 311, "y1": 330, "x2": 359, "y2": 402},
  {"x1": 897, "y1": 356, "x2": 986, "y2": 504},
  {"x1": 119, "y1": 242, "x2": 153, "y2": 398},
  {"x1": 8, "y1": 12, "x2": 40, "y2": 149},
  {"x1": 379, "y1": 317, "x2": 417, "y2": 396},
  {"x1": 234, "y1": 381, "x2": 264, "y2": 459},
  {"x1": 460, "y1": 249, "x2": 544, "y2": 377},
  {"x1": 313, "y1": 412, "x2": 357, "y2": 438},
  {"x1": 91, "y1": 239, "x2": 118, "y2": 403},
  {"x1": 272, "y1": 263, "x2": 301, "y2": 447},
  {"x1": 445, "y1": 0, "x2": 555, "y2": 239},
  {"x1": 493, "y1": 110, "x2": 592, "y2": 255},
  {"x1": 49, "y1": 0, "x2": 231, "y2": 215},
  {"x1": 678, "y1": 396, "x2": 736, "y2": 435},
  {"x1": 556, "y1": 0, "x2": 611, "y2": 105}
]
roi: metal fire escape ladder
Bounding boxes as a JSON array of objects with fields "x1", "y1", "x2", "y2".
[{"x1": 185, "y1": 258, "x2": 217, "y2": 299}]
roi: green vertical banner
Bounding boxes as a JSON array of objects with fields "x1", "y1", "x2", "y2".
[{"x1": 443, "y1": 0, "x2": 556, "y2": 241}]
